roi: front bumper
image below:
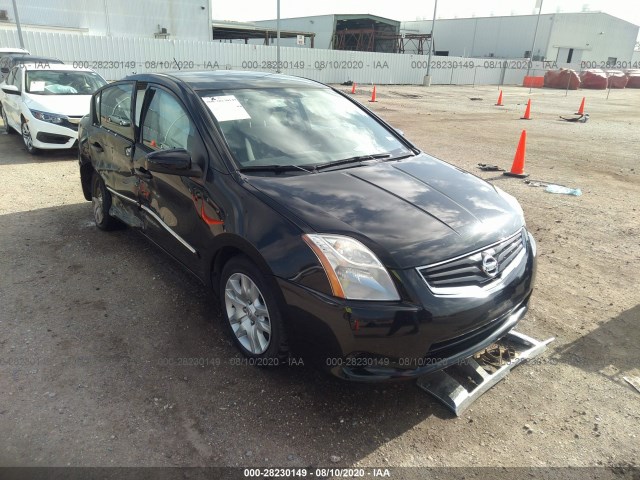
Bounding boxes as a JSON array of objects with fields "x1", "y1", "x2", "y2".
[
  {"x1": 278, "y1": 232, "x2": 536, "y2": 382},
  {"x1": 25, "y1": 115, "x2": 78, "y2": 150}
]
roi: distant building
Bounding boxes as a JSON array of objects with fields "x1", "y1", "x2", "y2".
[
  {"x1": 401, "y1": 12, "x2": 639, "y2": 63},
  {"x1": 252, "y1": 14, "x2": 410, "y2": 53},
  {"x1": 0, "y1": 0, "x2": 212, "y2": 41}
]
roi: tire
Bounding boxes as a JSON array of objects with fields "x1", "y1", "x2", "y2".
[
  {"x1": 91, "y1": 173, "x2": 117, "y2": 231},
  {"x1": 21, "y1": 119, "x2": 38, "y2": 154},
  {"x1": 1, "y1": 105, "x2": 15, "y2": 134},
  {"x1": 219, "y1": 256, "x2": 288, "y2": 362}
]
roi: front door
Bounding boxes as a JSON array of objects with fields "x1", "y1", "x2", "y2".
[{"x1": 133, "y1": 85, "x2": 220, "y2": 275}]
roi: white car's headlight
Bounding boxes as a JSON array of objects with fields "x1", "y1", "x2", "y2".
[
  {"x1": 30, "y1": 109, "x2": 67, "y2": 125},
  {"x1": 303, "y1": 234, "x2": 400, "y2": 301}
]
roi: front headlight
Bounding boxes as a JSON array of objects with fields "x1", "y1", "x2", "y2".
[
  {"x1": 303, "y1": 234, "x2": 400, "y2": 301},
  {"x1": 30, "y1": 109, "x2": 67, "y2": 125}
]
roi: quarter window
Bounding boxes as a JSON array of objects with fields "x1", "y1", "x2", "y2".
[
  {"x1": 99, "y1": 83, "x2": 134, "y2": 140},
  {"x1": 142, "y1": 88, "x2": 196, "y2": 151}
]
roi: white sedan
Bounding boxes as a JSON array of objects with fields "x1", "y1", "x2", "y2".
[{"x1": 0, "y1": 63, "x2": 107, "y2": 154}]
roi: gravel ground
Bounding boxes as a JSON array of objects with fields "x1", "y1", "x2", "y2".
[{"x1": 0, "y1": 84, "x2": 638, "y2": 471}]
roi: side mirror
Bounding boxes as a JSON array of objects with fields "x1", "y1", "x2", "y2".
[
  {"x1": 145, "y1": 148, "x2": 199, "y2": 176},
  {"x1": 2, "y1": 85, "x2": 20, "y2": 95},
  {"x1": 1, "y1": 67, "x2": 9, "y2": 74},
  {"x1": 395, "y1": 128, "x2": 405, "y2": 137}
]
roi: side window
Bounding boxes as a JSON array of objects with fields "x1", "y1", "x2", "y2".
[
  {"x1": 142, "y1": 88, "x2": 196, "y2": 151},
  {"x1": 99, "y1": 83, "x2": 134, "y2": 140}
]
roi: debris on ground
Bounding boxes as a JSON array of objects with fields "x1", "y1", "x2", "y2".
[
  {"x1": 545, "y1": 184, "x2": 582, "y2": 196},
  {"x1": 560, "y1": 113, "x2": 589, "y2": 123},
  {"x1": 477, "y1": 163, "x2": 505, "y2": 171}
]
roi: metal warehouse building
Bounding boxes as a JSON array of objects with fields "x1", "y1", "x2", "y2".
[
  {"x1": 0, "y1": 0, "x2": 212, "y2": 40},
  {"x1": 401, "y1": 12, "x2": 639, "y2": 64},
  {"x1": 251, "y1": 14, "x2": 413, "y2": 53}
]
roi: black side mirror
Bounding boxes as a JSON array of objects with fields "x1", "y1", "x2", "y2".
[
  {"x1": 145, "y1": 148, "x2": 199, "y2": 176},
  {"x1": 1, "y1": 67, "x2": 9, "y2": 74}
]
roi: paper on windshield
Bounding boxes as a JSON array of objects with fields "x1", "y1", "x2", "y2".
[
  {"x1": 202, "y1": 95, "x2": 251, "y2": 122},
  {"x1": 30, "y1": 81, "x2": 46, "y2": 92}
]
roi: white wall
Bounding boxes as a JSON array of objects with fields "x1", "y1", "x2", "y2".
[
  {"x1": 0, "y1": 0, "x2": 211, "y2": 41},
  {"x1": 0, "y1": 29, "x2": 551, "y2": 86},
  {"x1": 545, "y1": 13, "x2": 638, "y2": 63},
  {"x1": 401, "y1": 13, "x2": 638, "y2": 64}
]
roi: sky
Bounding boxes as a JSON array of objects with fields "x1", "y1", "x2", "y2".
[{"x1": 211, "y1": 0, "x2": 640, "y2": 33}]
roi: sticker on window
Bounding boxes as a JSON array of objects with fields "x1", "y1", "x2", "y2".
[
  {"x1": 30, "y1": 81, "x2": 46, "y2": 92},
  {"x1": 202, "y1": 95, "x2": 251, "y2": 122}
]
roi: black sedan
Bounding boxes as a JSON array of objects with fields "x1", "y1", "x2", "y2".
[{"x1": 78, "y1": 71, "x2": 537, "y2": 381}]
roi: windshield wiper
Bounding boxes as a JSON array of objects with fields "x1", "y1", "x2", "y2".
[
  {"x1": 313, "y1": 153, "x2": 391, "y2": 172},
  {"x1": 382, "y1": 153, "x2": 415, "y2": 162},
  {"x1": 238, "y1": 164, "x2": 314, "y2": 174}
]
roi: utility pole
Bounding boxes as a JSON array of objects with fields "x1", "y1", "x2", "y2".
[
  {"x1": 276, "y1": 0, "x2": 281, "y2": 73},
  {"x1": 424, "y1": 0, "x2": 438, "y2": 86},
  {"x1": 526, "y1": 0, "x2": 544, "y2": 80},
  {"x1": 11, "y1": 0, "x2": 25, "y2": 49}
]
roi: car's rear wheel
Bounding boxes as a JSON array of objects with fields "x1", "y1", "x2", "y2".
[
  {"x1": 21, "y1": 119, "x2": 38, "y2": 154},
  {"x1": 1, "y1": 105, "x2": 15, "y2": 134},
  {"x1": 91, "y1": 173, "x2": 116, "y2": 231},
  {"x1": 220, "y1": 256, "x2": 288, "y2": 362}
]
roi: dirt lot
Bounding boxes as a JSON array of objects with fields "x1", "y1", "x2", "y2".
[{"x1": 0, "y1": 84, "x2": 639, "y2": 473}]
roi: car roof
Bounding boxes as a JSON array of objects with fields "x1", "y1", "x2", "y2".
[
  {"x1": 0, "y1": 48, "x2": 30, "y2": 54},
  {"x1": 3, "y1": 54, "x2": 63, "y2": 63},
  {"x1": 125, "y1": 70, "x2": 326, "y2": 91}
]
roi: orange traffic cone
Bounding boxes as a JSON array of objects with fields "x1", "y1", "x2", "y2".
[
  {"x1": 575, "y1": 97, "x2": 585, "y2": 115},
  {"x1": 351, "y1": 82, "x2": 357, "y2": 94},
  {"x1": 496, "y1": 90, "x2": 504, "y2": 106},
  {"x1": 369, "y1": 85, "x2": 377, "y2": 102},
  {"x1": 504, "y1": 130, "x2": 529, "y2": 178},
  {"x1": 521, "y1": 99, "x2": 532, "y2": 120}
]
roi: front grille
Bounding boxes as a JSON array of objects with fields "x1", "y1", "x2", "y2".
[{"x1": 418, "y1": 229, "x2": 526, "y2": 294}]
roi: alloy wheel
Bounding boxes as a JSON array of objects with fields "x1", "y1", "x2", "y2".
[
  {"x1": 21, "y1": 121, "x2": 33, "y2": 151},
  {"x1": 224, "y1": 272, "x2": 272, "y2": 354},
  {"x1": 92, "y1": 187, "x2": 104, "y2": 225}
]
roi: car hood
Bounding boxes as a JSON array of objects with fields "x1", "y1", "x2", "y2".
[
  {"x1": 246, "y1": 154, "x2": 525, "y2": 269},
  {"x1": 23, "y1": 93, "x2": 92, "y2": 117}
]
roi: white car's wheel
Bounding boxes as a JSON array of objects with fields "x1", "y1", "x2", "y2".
[{"x1": 21, "y1": 119, "x2": 38, "y2": 155}]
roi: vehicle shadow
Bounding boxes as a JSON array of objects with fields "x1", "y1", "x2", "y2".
[
  {"x1": 0, "y1": 127, "x2": 76, "y2": 165},
  {"x1": 0, "y1": 203, "x2": 450, "y2": 468},
  {"x1": 552, "y1": 304, "x2": 640, "y2": 390}
]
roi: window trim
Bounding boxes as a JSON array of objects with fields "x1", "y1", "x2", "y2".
[
  {"x1": 98, "y1": 81, "x2": 136, "y2": 141},
  {"x1": 139, "y1": 84, "x2": 204, "y2": 155}
]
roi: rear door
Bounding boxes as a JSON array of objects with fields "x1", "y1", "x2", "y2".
[
  {"x1": 93, "y1": 82, "x2": 141, "y2": 225},
  {"x1": 133, "y1": 85, "x2": 219, "y2": 274}
]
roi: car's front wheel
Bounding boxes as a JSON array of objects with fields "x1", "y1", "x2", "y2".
[
  {"x1": 21, "y1": 119, "x2": 38, "y2": 154},
  {"x1": 91, "y1": 173, "x2": 117, "y2": 231},
  {"x1": 1, "y1": 105, "x2": 15, "y2": 134},
  {"x1": 220, "y1": 256, "x2": 288, "y2": 362}
]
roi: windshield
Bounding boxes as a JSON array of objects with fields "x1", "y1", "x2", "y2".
[
  {"x1": 25, "y1": 70, "x2": 106, "y2": 95},
  {"x1": 199, "y1": 87, "x2": 411, "y2": 169}
]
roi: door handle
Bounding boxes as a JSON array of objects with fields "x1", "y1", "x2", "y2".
[
  {"x1": 135, "y1": 167, "x2": 152, "y2": 180},
  {"x1": 91, "y1": 142, "x2": 104, "y2": 152}
]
